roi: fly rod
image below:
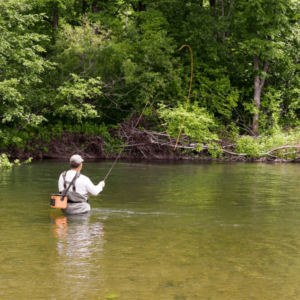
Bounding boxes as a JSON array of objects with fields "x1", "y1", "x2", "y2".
[
  {"x1": 103, "y1": 44, "x2": 193, "y2": 181},
  {"x1": 103, "y1": 102, "x2": 148, "y2": 181}
]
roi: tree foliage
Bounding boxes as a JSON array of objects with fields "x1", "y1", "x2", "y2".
[{"x1": 1, "y1": 0, "x2": 300, "y2": 153}]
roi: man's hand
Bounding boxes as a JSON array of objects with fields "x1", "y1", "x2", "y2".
[{"x1": 101, "y1": 181, "x2": 105, "y2": 188}]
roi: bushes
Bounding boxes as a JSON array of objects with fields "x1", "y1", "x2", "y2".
[
  {"x1": 234, "y1": 129, "x2": 300, "y2": 159},
  {"x1": 0, "y1": 121, "x2": 113, "y2": 150},
  {"x1": 157, "y1": 102, "x2": 218, "y2": 143}
]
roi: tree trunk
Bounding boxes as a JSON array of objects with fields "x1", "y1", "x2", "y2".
[
  {"x1": 131, "y1": 1, "x2": 146, "y2": 35},
  {"x1": 253, "y1": 55, "x2": 269, "y2": 132},
  {"x1": 221, "y1": 0, "x2": 225, "y2": 43},
  {"x1": 92, "y1": 1, "x2": 105, "y2": 34},
  {"x1": 253, "y1": 77, "x2": 262, "y2": 133},
  {"x1": 82, "y1": 0, "x2": 88, "y2": 15},
  {"x1": 210, "y1": 0, "x2": 217, "y2": 41},
  {"x1": 92, "y1": 1, "x2": 102, "y2": 13},
  {"x1": 138, "y1": 2, "x2": 146, "y2": 11},
  {"x1": 53, "y1": 5, "x2": 58, "y2": 28},
  {"x1": 131, "y1": 1, "x2": 146, "y2": 12}
]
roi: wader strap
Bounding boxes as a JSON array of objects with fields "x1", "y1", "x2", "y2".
[
  {"x1": 71, "y1": 173, "x2": 81, "y2": 192},
  {"x1": 62, "y1": 171, "x2": 68, "y2": 189},
  {"x1": 62, "y1": 172, "x2": 80, "y2": 197}
]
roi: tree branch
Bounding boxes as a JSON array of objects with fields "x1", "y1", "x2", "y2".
[
  {"x1": 227, "y1": 0, "x2": 234, "y2": 19},
  {"x1": 43, "y1": 16, "x2": 53, "y2": 25},
  {"x1": 131, "y1": 2, "x2": 137, "y2": 12}
]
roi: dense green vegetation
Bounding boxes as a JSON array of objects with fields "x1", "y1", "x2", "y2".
[{"x1": 1, "y1": 0, "x2": 300, "y2": 159}]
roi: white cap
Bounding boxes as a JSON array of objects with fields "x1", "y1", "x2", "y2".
[{"x1": 70, "y1": 154, "x2": 84, "y2": 164}]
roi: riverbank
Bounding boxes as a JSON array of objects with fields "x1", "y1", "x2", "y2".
[{"x1": 2, "y1": 125, "x2": 300, "y2": 163}]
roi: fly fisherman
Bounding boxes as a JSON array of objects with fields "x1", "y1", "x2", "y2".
[{"x1": 58, "y1": 155, "x2": 105, "y2": 215}]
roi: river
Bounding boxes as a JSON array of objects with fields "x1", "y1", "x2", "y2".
[{"x1": 1, "y1": 160, "x2": 300, "y2": 299}]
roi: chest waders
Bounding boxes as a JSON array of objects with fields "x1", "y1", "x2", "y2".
[{"x1": 51, "y1": 171, "x2": 88, "y2": 209}]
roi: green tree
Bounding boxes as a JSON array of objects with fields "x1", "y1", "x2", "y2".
[
  {"x1": 232, "y1": 0, "x2": 300, "y2": 132},
  {"x1": 0, "y1": 2, "x2": 53, "y2": 128}
]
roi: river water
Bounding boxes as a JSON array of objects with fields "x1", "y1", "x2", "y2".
[{"x1": 1, "y1": 160, "x2": 300, "y2": 299}]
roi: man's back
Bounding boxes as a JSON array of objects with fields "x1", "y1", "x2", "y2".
[
  {"x1": 58, "y1": 169, "x2": 104, "y2": 215},
  {"x1": 58, "y1": 170, "x2": 103, "y2": 196}
]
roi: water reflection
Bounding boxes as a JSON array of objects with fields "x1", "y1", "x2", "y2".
[
  {"x1": 51, "y1": 213, "x2": 105, "y2": 258},
  {"x1": 51, "y1": 213, "x2": 106, "y2": 297}
]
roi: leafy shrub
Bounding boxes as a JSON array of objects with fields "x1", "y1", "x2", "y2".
[
  {"x1": 234, "y1": 128, "x2": 300, "y2": 158},
  {"x1": 158, "y1": 102, "x2": 218, "y2": 143},
  {"x1": 0, "y1": 154, "x2": 32, "y2": 169},
  {"x1": 0, "y1": 154, "x2": 13, "y2": 169}
]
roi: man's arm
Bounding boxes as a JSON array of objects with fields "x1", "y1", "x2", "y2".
[{"x1": 85, "y1": 179, "x2": 105, "y2": 196}]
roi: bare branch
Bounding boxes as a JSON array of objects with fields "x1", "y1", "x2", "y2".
[{"x1": 266, "y1": 146, "x2": 300, "y2": 154}]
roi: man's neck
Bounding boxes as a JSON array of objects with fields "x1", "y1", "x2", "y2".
[{"x1": 71, "y1": 168, "x2": 81, "y2": 172}]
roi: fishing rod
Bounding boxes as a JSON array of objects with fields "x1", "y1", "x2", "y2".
[
  {"x1": 103, "y1": 102, "x2": 149, "y2": 181},
  {"x1": 104, "y1": 45, "x2": 193, "y2": 181}
]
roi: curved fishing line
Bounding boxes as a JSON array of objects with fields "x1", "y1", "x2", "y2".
[
  {"x1": 173, "y1": 45, "x2": 193, "y2": 150},
  {"x1": 148, "y1": 101, "x2": 173, "y2": 147}
]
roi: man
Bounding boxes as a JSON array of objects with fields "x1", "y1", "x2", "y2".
[{"x1": 58, "y1": 154, "x2": 105, "y2": 215}]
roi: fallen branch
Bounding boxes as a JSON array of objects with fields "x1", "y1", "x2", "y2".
[{"x1": 266, "y1": 146, "x2": 300, "y2": 154}]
